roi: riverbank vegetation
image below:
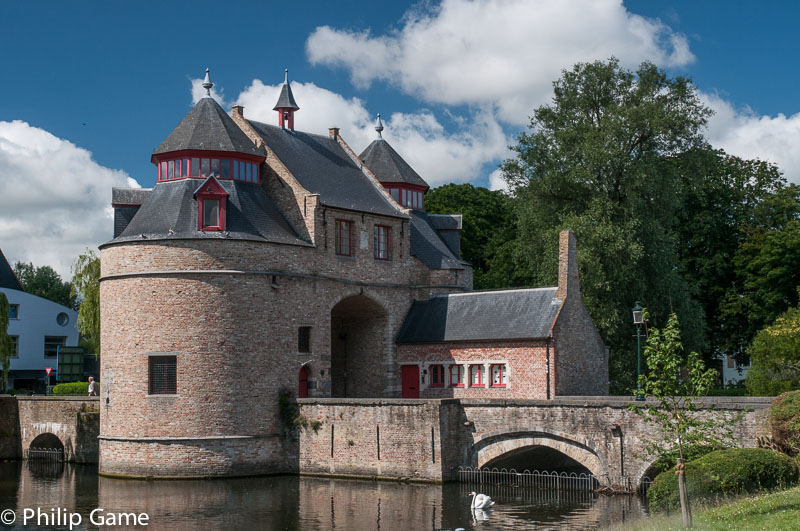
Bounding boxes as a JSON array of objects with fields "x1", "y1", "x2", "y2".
[{"x1": 613, "y1": 486, "x2": 800, "y2": 531}]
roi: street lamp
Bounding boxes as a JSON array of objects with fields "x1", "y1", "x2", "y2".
[{"x1": 633, "y1": 302, "x2": 645, "y2": 401}]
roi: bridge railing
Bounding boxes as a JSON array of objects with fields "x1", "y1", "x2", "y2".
[
  {"x1": 456, "y1": 466, "x2": 643, "y2": 493},
  {"x1": 26, "y1": 447, "x2": 64, "y2": 462}
]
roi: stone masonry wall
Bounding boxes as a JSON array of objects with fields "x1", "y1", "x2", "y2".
[
  {"x1": 0, "y1": 396, "x2": 21, "y2": 459},
  {"x1": 16, "y1": 396, "x2": 99, "y2": 463},
  {"x1": 298, "y1": 397, "x2": 771, "y2": 486}
]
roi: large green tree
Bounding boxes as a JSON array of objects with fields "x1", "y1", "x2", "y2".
[
  {"x1": 425, "y1": 183, "x2": 518, "y2": 289},
  {"x1": 71, "y1": 250, "x2": 101, "y2": 356},
  {"x1": 13, "y1": 262, "x2": 77, "y2": 310},
  {"x1": 746, "y1": 299, "x2": 800, "y2": 396},
  {"x1": 502, "y1": 58, "x2": 710, "y2": 392}
]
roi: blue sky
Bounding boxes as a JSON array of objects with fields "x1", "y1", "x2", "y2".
[{"x1": 2, "y1": 0, "x2": 800, "y2": 276}]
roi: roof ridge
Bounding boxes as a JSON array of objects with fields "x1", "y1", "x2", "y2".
[{"x1": 433, "y1": 286, "x2": 558, "y2": 297}]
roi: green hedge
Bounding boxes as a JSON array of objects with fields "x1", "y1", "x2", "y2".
[
  {"x1": 770, "y1": 391, "x2": 800, "y2": 455},
  {"x1": 647, "y1": 448, "x2": 800, "y2": 512},
  {"x1": 52, "y1": 382, "x2": 99, "y2": 395}
]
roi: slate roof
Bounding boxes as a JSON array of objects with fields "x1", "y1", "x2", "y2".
[
  {"x1": 409, "y1": 210, "x2": 467, "y2": 270},
  {"x1": 273, "y1": 83, "x2": 299, "y2": 110},
  {"x1": 105, "y1": 180, "x2": 308, "y2": 247},
  {"x1": 0, "y1": 248, "x2": 23, "y2": 291},
  {"x1": 248, "y1": 121, "x2": 407, "y2": 219},
  {"x1": 396, "y1": 288, "x2": 562, "y2": 343},
  {"x1": 359, "y1": 139, "x2": 429, "y2": 189},
  {"x1": 152, "y1": 98, "x2": 263, "y2": 161},
  {"x1": 111, "y1": 187, "x2": 151, "y2": 206},
  {"x1": 428, "y1": 214, "x2": 462, "y2": 230}
]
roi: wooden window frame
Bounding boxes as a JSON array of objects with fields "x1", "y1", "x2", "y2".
[
  {"x1": 490, "y1": 364, "x2": 507, "y2": 388},
  {"x1": 429, "y1": 364, "x2": 445, "y2": 387},
  {"x1": 470, "y1": 364, "x2": 485, "y2": 388},
  {"x1": 335, "y1": 219, "x2": 353, "y2": 257},
  {"x1": 374, "y1": 225, "x2": 390, "y2": 261},
  {"x1": 449, "y1": 364, "x2": 464, "y2": 387}
]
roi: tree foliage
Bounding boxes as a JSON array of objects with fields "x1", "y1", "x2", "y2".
[
  {"x1": 746, "y1": 299, "x2": 800, "y2": 396},
  {"x1": 502, "y1": 58, "x2": 710, "y2": 391},
  {"x1": 0, "y1": 292, "x2": 11, "y2": 391},
  {"x1": 71, "y1": 250, "x2": 100, "y2": 356},
  {"x1": 631, "y1": 312, "x2": 737, "y2": 462},
  {"x1": 425, "y1": 183, "x2": 519, "y2": 289},
  {"x1": 13, "y1": 261, "x2": 77, "y2": 310}
]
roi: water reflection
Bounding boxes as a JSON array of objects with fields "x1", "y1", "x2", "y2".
[{"x1": 0, "y1": 462, "x2": 647, "y2": 530}]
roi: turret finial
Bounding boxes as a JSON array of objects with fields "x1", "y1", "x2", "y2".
[
  {"x1": 284, "y1": 68, "x2": 289, "y2": 84},
  {"x1": 202, "y1": 68, "x2": 213, "y2": 97},
  {"x1": 375, "y1": 113, "x2": 384, "y2": 139}
]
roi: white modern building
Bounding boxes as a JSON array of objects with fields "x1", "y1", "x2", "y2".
[{"x1": 1, "y1": 250, "x2": 79, "y2": 392}]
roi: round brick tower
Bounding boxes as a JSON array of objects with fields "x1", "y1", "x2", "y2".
[{"x1": 98, "y1": 72, "x2": 295, "y2": 478}]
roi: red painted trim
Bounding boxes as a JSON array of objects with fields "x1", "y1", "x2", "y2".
[
  {"x1": 449, "y1": 365, "x2": 464, "y2": 387},
  {"x1": 196, "y1": 177, "x2": 228, "y2": 231},
  {"x1": 429, "y1": 364, "x2": 445, "y2": 387},
  {"x1": 490, "y1": 364, "x2": 507, "y2": 388},
  {"x1": 154, "y1": 151, "x2": 264, "y2": 184},
  {"x1": 374, "y1": 224, "x2": 391, "y2": 261},
  {"x1": 153, "y1": 149, "x2": 265, "y2": 164},
  {"x1": 469, "y1": 364, "x2": 485, "y2": 387},
  {"x1": 334, "y1": 218, "x2": 353, "y2": 256}
]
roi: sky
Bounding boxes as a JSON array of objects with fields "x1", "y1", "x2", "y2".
[{"x1": 1, "y1": 0, "x2": 799, "y2": 278}]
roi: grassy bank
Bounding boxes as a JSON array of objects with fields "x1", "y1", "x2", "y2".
[{"x1": 612, "y1": 486, "x2": 800, "y2": 530}]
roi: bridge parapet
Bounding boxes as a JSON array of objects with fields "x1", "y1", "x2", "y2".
[{"x1": 16, "y1": 396, "x2": 100, "y2": 463}]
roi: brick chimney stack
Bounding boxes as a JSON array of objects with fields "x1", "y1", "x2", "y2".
[
  {"x1": 329, "y1": 127, "x2": 340, "y2": 140},
  {"x1": 555, "y1": 229, "x2": 579, "y2": 301}
]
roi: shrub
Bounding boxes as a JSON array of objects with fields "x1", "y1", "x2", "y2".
[
  {"x1": 770, "y1": 391, "x2": 800, "y2": 456},
  {"x1": 647, "y1": 448, "x2": 799, "y2": 512},
  {"x1": 52, "y1": 381, "x2": 98, "y2": 395}
]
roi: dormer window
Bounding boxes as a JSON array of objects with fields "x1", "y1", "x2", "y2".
[
  {"x1": 385, "y1": 185, "x2": 425, "y2": 210},
  {"x1": 156, "y1": 153, "x2": 260, "y2": 183},
  {"x1": 194, "y1": 176, "x2": 228, "y2": 231}
]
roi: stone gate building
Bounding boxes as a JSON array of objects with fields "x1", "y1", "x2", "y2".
[{"x1": 98, "y1": 69, "x2": 608, "y2": 477}]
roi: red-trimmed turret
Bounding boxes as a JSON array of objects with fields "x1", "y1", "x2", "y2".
[{"x1": 273, "y1": 69, "x2": 300, "y2": 130}]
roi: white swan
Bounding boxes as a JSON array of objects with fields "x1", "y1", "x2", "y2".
[{"x1": 467, "y1": 491, "x2": 495, "y2": 509}]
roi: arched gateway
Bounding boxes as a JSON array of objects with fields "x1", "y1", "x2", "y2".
[{"x1": 330, "y1": 295, "x2": 389, "y2": 398}]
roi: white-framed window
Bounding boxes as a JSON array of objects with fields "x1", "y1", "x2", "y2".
[{"x1": 429, "y1": 364, "x2": 445, "y2": 387}]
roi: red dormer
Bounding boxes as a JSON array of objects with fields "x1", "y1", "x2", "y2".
[{"x1": 194, "y1": 176, "x2": 228, "y2": 231}]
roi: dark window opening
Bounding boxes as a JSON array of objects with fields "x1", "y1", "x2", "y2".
[
  {"x1": 44, "y1": 336, "x2": 66, "y2": 358},
  {"x1": 149, "y1": 356, "x2": 177, "y2": 395},
  {"x1": 298, "y1": 326, "x2": 311, "y2": 353}
]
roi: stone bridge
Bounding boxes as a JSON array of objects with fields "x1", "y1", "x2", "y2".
[
  {"x1": 297, "y1": 396, "x2": 771, "y2": 488},
  {"x1": 0, "y1": 396, "x2": 100, "y2": 463}
]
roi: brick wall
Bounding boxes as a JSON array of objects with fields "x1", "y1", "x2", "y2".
[
  {"x1": 397, "y1": 341, "x2": 550, "y2": 399},
  {"x1": 0, "y1": 396, "x2": 21, "y2": 459}
]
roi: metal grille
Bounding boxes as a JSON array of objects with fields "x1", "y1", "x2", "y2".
[
  {"x1": 149, "y1": 356, "x2": 176, "y2": 394},
  {"x1": 456, "y1": 466, "x2": 636, "y2": 493},
  {"x1": 298, "y1": 327, "x2": 311, "y2": 353}
]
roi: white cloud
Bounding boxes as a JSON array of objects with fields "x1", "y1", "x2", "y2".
[
  {"x1": 0, "y1": 120, "x2": 139, "y2": 279},
  {"x1": 233, "y1": 79, "x2": 510, "y2": 186},
  {"x1": 702, "y1": 93, "x2": 800, "y2": 185},
  {"x1": 307, "y1": 0, "x2": 695, "y2": 124},
  {"x1": 191, "y1": 77, "x2": 228, "y2": 107},
  {"x1": 488, "y1": 168, "x2": 509, "y2": 192}
]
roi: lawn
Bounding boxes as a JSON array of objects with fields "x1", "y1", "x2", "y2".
[{"x1": 612, "y1": 486, "x2": 800, "y2": 530}]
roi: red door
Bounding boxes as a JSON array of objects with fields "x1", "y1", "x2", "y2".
[
  {"x1": 298, "y1": 366, "x2": 308, "y2": 398},
  {"x1": 401, "y1": 365, "x2": 419, "y2": 398}
]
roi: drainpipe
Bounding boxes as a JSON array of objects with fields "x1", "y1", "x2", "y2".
[{"x1": 546, "y1": 336, "x2": 551, "y2": 400}]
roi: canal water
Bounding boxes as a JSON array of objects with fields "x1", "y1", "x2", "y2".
[{"x1": 0, "y1": 462, "x2": 648, "y2": 530}]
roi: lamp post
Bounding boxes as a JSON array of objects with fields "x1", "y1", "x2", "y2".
[{"x1": 632, "y1": 302, "x2": 645, "y2": 401}]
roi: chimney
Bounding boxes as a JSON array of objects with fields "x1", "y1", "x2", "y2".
[
  {"x1": 555, "y1": 229, "x2": 580, "y2": 301},
  {"x1": 329, "y1": 127, "x2": 340, "y2": 140},
  {"x1": 232, "y1": 105, "x2": 244, "y2": 118}
]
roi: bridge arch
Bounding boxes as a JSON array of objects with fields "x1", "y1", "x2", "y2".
[{"x1": 469, "y1": 428, "x2": 609, "y2": 477}]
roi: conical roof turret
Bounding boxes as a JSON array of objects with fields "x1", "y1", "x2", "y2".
[
  {"x1": 273, "y1": 69, "x2": 299, "y2": 111},
  {"x1": 359, "y1": 115, "x2": 429, "y2": 189}
]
